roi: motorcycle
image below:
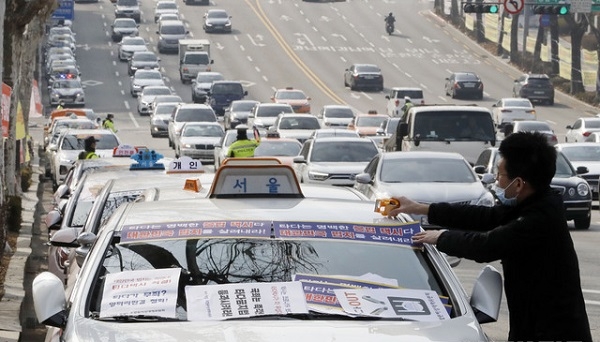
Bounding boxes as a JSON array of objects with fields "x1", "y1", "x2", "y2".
[{"x1": 385, "y1": 21, "x2": 394, "y2": 35}]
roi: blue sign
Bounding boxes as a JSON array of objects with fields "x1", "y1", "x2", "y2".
[
  {"x1": 52, "y1": 0, "x2": 74, "y2": 21},
  {"x1": 539, "y1": 14, "x2": 551, "y2": 28}
]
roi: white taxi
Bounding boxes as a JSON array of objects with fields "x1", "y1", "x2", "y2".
[{"x1": 34, "y1": 164, "x2": 502, "y2": 342}]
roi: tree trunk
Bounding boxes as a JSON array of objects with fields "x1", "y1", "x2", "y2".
[
  {"x1": 550, "y1": 16, "x2": 559, "y2": 75},
  {"x1": 475, "y1": 0, "x2": 484, "y2": 43},
  {"x1": 565, "y1": 14, "x2": 588, "y2": 94},
  {"x1": 510, "y1": 13, "x2": 520, "y2": 63},
  {"x1": 0, "y1": 0, "x2": 6, "y2": 260},
  {"x1": 497, "y1": 10, "x2": 508, "y2": 56},
  {"x1": 588, "y1": 15, "x2": 600, "y2": 100},
  {"x1": 533, "y1": 26, "x2": 545, "y2": 73},
  {"x1": 450, "y1": 0, "x2": 459, "y2": 25}
]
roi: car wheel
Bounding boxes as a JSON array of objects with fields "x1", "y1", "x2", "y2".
[
  {"x1": 574, "y1": 216, "x2": 591, "y2": 230},
  {"x1": 478, "y1": 92, "x2": 483, "y2": 100}
]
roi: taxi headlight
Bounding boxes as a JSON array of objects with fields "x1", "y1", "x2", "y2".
[
  {"x1": 308, "y1": 171, "x2": 329, "y2": 181},
  {"x1": 577, "y1": 183, "x2": 589, "y2": 197},
  {"x1": 183, "y1": 143, "x2": 193, "y2": 149},
  {"x1": 225, "y1": 22, "x2": 232, "y2": 26},
  {"x1": 51, "y1": 93, "x2": 60, "y2": 99}
]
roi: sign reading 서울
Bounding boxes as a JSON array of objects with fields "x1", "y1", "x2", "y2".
[{"x1": 52, "y1": 0, "x2": 74, "y2": 21}]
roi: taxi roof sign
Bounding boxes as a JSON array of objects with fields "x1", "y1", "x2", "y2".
[
  {"x1": 166, "y1": 156, "x2": 205, "y2": 174},
  {"x1": 209, "y1": 164, "x2": 302, "y2": 198},
  {"x1": 113, "y1": 144, "x2": 138, "y2": 157},
  {"x1": 130, "y1": 150, "x2": 165, "y2": 170},
  {"x1": 183, "y1": 178, "x2": 202, "y2": 193}
]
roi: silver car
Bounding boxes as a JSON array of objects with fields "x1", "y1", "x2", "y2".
[
  {"x1": 203, "y1": 9, "x2": 232, "y2": 33},
  {"x1": 118, "y1": 36, "x2": 148, "y2": 62},
  {"x1": 354, "y1": 151, "x2": 495, "y2": 207},
  {"x1": 154, "y1": 0, "x2": 179, "y2": 22},
  {"x1": 34, "y1": 164, "x2": 502, "y2": 342},
  {"x1": 174, "y1": 122, "x2": 225, "y2": 161},
  {"x1": 49, "y1": 79, "x2": 86, "y2": 107},
  {"x1": 223, "y1": 100, "x2": 260, "y2": 129},
  {"x1": 137, "y1": 86, "x2": 172, "y2": 115},
  {"x1": 248, "y1": 103, "x2": 294, "y2": 130},
  {"x1": 130, "y1": 69, "x2": 165, "y2": 97},
  {"x1": 150, "y1": 102, "x2": 179, "y2": 137}
]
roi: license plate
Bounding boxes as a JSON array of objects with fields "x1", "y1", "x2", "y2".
[
  {"x1": 534, "y1": 91, "x2": 545, "y2": 94},
  {"x1": 464, "y1": 83, "x2": 475, "y2": 88},
  {"x1": 363, "y1": 76, "x2": 375, "y2": 79}
]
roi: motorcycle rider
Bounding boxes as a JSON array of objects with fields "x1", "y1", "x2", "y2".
[{"x1": 385, "y1": 12, "x2": 395, "y2": 32}]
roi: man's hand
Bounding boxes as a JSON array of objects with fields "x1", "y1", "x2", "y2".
[
  {"x1": 412, "y1": 230, "x2": 444, "y2": 245},
  {"x1": 387, "y1": 196, "x2": 430, "y2": 217}
]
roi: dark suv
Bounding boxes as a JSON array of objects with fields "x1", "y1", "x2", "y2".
[
  {"x1": 513, "y1": 73, "x2": 555, "y2": 105},
  {"x1": 206, "y1": 81, "x2": 247, "y2": 116}
]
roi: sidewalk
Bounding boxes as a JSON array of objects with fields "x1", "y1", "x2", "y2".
[{"x1": 0, "y1": 117, "x2": 50, "y2": 342}]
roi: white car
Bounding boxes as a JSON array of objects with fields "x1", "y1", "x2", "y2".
[
  {"x1": 174, "y1": 122, "x2": 225, "y2": 162},
  {"x1": 385, "y1": 87, "x2": 424, "y2": 117},
  {"x1": 318, "y1": 105, "x2": 355, "y2": 128},
  {"x1": 565, "y1": 117, "x2": 600, "y2": 142},
  {"x1": 130, "y1": 69, "x2": 165, "y2": 97},
  {"x1": 137, "y1": 86, "x2": 172, "y2": 115},
  {"x1": 154, "y1": 0, "x2": 179, "y2": 22},
  {"x1": 248, "y1": 103, "x2": 294, "y2": 130},
  {"x1": 354, "y1": 151, "x2": 495, "y2": 207},
  {"x1": 294, "y1": 137, "x2": 379, "y2": 185},
  {"x1": 504, "y1": 120, "x2": 558, "y2": 145},
  {"x1": 271, "y1": 113, "x2": 322, "y2": 144},
  {"x1": 48, "y1": 129, "x2": 121, "y2": 189},
  {"x1": 34, "y1": 163, "x2": 502, "y2": 342},
  {"x1": 118, "y1": 36, "x2": 148, "y2": 62},
  {"x1": 555, "y1": 143, "x2": 600, "y2": 200},
  {"x1": 491, "y1": 97, "x2": 536, "y2": 128},
  {"x1": 168, "y1": 103, "x2": 218, "y2": 148}
]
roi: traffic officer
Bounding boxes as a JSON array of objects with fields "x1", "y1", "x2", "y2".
[
  {"x1": 56, "y1": 101, "x2": 65, "y2": 110},
  {"x1": 78, "y1": 136, "x2": 100, "y2": 160},
  {"x1": 227, "y1": 125, "x2": 260, "y2": 158},
  {"x1": 400, "y1": 96, "x2": 413, "y2": 122},
  {"x1": 102, "y1": 113, "x2": 118, "y2": 132}
]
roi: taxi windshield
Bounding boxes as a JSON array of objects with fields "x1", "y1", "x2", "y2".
[{"x1": 90, "y1": 236, "x2": 442, "y2": 320}]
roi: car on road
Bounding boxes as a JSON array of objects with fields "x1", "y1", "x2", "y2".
[
  {"x1": 174, "y1": 122, "x2": 225, "y2": 161},
  {"x1": 183, "y1": 0, "x2": 208, "y2": 5},
  {"x1": 513, "y1": 73, "x2": 555, "y2": 105},
  {"x1": 347, "y1": 113, "x2": 389, "y2": 137},
  {"x1": 168, "y1": 103, "x2": 218, "y2": 148},
  {"x1": 444, "y1": 72, "x2": 484, "y2": 99},
  {"x1": 191, "y1": 72, "x2": 224, "y2": 104},
  {"x1": 555, "y1": 143, "x2": 600, "y2": 200},
  {"x1": 150, "y1": 102, "x2": 179, "y2": 137},
  {"x1": 491, "y1": 97, "x2": 536, "y2": 128},
  {"x1": 129, "y1": 69, "x2": 165, "y2": 97},
  {"x1": 223, "y1": 100, "x2": 260, "y2": 129},
  {"x1": 206, "y1": 81, "x2": 248, "y2": 116},
  {"x1": 271, "y1": 87, "x2": 311, "y2": 113},
  {"x1": 150, "y1": 95, "x2": 183, "y2": 116},
  {"x1": 110, "y1": 18, "x2": 138, "y2": 42},
  {"x1": 154, "y1": 0, "x2": 179, "y2": 23},
  {"x1": 47, "y1": 65, "x2": 80, "y2": 86},
  {"x1": 385, "y1": 87, "x2": 425, "y2": 116},
  {"x1": 474, "y1": 147, "x2": 592, "y2": 229},
  {"x1": 157, "y1": 20, "x2": 188, "y2": 53},
  {"x1": 253, "y1": 137, "x2": 302, "y2": 166},
  {"x1": 157, "y1": 12, "x2": 181, "y2": 24},
  {"x1": 203, "y1": 9, "x2": 232, "y2": 33},
  {"x1": 354, "y1": 151, "x2": 495, "y2": 207},
  {"x1": 294, "y1": 137, "x2": 379, "y2": 185},
  {"x1": 114, "y1": 0, "x2": 141, "y2": 22},
  {"x1": 344, "y1": 63, "x2": 384, "y2": 91},
  {"x1": 33, "y1": 164, "x2": 502, "y2": 342},
  {"x1": 127, "y1": 51, "x2": 160, "y2": 76},
  {"x1": 117, "y1": 36, "x2": 148, "y2": 62},
  {"x1": 137, "y1": 86, "x2": 172, "y2": 115},
  {"x1": 318, "y1": 105, "x2": 355, "y2": 128},
  {"x1": 503, "y1": 120, "x2": 558, "y2": 145},
  {"x1": 248, "y1": 103, "x2": 294, "y2": 130},
  {"x1": 271, "y1": 113, "x2": 321, "y2": 144},
  {"x1": 565, "y1": 117, "x2": 600, "y2": 142},
  {"x1": 49, "y1": 78, "x2": 86, "y2": 107}
]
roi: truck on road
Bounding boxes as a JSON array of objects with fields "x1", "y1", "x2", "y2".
[{"x1": 178, "y1": 39, "x2": 212, "y2": 83}]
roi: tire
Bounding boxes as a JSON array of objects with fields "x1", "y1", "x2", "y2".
[
  {"x1": 478, "y1": 92, "x2": 483, "y2": 100},
  {"x1": 574, "y1": 216, "x2": 591, "y2": 230}
]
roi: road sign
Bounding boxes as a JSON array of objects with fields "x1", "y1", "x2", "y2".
[
  {"x1": 504, "y1": 0, "x2": 524, "y2": 14},
  {"x1": 51, "y1": 0, "x2": 74, "y2": 21},
  {"x1": 571, "y1": 0, "x2": 593, "y2": 12}
]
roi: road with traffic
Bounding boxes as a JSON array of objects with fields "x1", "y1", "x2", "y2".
[{"x1": 44, "y1": 0, "x2": 600, "y2": 340}]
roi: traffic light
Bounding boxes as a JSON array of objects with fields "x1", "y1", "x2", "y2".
[
  {"x1": 463, "y1": 3, "x2": 500, "y2": 13},
  {"x1": 532, "y1": 5, "x2": 570, "y2": 15}
]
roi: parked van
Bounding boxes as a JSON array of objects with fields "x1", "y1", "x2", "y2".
[
  {"x1": 156, "y1": 20, "x2": 188, "y2": 53},
  {"x1": 385, "y1": 105, "x2": 497, "y2": 165},
  {"x1": 206, "y1": 81, "x2": 247, "y2": 115}
]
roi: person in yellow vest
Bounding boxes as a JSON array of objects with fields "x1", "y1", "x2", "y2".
[
  {"x1": 78, "y1": 136, "x2": 100, "y2": 160},
  {"x1": 102, "y1": 113, "x2": 118, "y2": 132},
  {"x1": 227, "y1": 125, "x2": 260, "y2": 158},
  {"x1": 56, "y1": 101, "x2": 65, "y2": 110}
]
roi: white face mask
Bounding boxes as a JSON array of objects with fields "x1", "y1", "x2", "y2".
[{"x1": 491, "y1": 178, "x2": 518, "y2": 206}]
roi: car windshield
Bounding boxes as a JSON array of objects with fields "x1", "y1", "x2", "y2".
[
  {"x1": 356, "y1": 116, "x2": 387, "y2": 127},
  {"x1": 503, "y1": 99, "x2": 532, "y2": 107},
  {"x1": 515, "y1": 122, "x2": 551, "y2": 131},
  {"x1": 89, "y1": 235, "x2": 442, "y2": 320},
  {"x1": 115, "y1": 20, "x2": 136, "y2": 28},
  {"x1": 414, "y1": 112, "x2": 496, "y2": 141},
  {"x1": 356, "y1": 65, "x2": 380, "y2": 73},
  {"x1": 61, "y1": 134, "x2": 119, "y2": 151},
  {"x1": 314, "y1": 130, "x2": 358, "y2": 138},
  {"x1": 324, "y1": 108, "x2": 354, "y2": 118},
  {"x1": 527, "y1": 78, "x2": 551, "y2": 85},
  {"x1": 158, "y1": 2, "x2": 177, "y2": 9},
  {"x1": 134, "y1": 53, "x2": 158, "y2": 62},
  {"x1": 143, "y1": 88, "x2": 171, "y2": 96},
  {"x1": 254, "y1": 141, "x2": 301, "y2": 157},
  {"x1": 257, "y1": 106, "x2": 293, "y2": 117},
  {"x1": 54, "y1": 80, "x2": 82, "y2": 89},
  {"x1": 155, "y1": 104, "x2": 178, "y2": 115},
  {"x1": 208, "y1": 11, "x2": 228, "y2": 18},
  {"x1": 396, "y1": 90, "x2": 423, "y2": 99},
  {"x1": 161, "y1": 25, "x2": 185, "y2": 35},
  {"x1": 186, "y1": 54, "x2": 209, "y2": 64},
  {"x1": 182, "y1": 125, "x2": 224, "y2": 137},
  {"x1": 311, "y1": 141, "x2": 378, "y2": 162},
  {"x1": 55, "y1": 121, "x2": 95, "y2": 131},
  {"x1": 560, "y1": 145, "x2": 600, "y2": 162},
  {"x1": 456, "y1": 73, "x2": 479, "y2": 81},
  {"x1": 276, "y1": 91, "x2": 306, "y2": 100},
  {"x1": 231, "y1": 101, "x2": 257, "y2": 112},
  {"x1": 381, "y1": 158, "x2": 476, "y2": 183},
  {"x1": 279, "y1": 117, "x2": 320, "y2": 130},
  {"x1": 212, "y1": 83, "x2": 243, "y2": 95},
  {"x1": 584, "y1": 120, "x2": 600, "y2": 129},
  {"x1": 176, "y1": 108, "x2": 216, "y2": 122},
  {"x1": 136, "y1": 71, "x2": 162, "y2": 79},
  {"x1": 154, "y1": 96, "x2": 182, "y2": 104},
  {"x1": 123, "y1": 38, "x2": 145, "y2": 46},
  {"x1": 197, "y1": 73, "x2": 223, "y2": 83},
  {"x1": 118, "y1": 0, "x2": 137, "y2": 6}
]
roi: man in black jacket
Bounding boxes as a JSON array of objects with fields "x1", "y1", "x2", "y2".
[{"x1": 390, "y1": 132, "x2": 592, "y2": 342}]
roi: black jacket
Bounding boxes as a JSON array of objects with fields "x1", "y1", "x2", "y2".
[{"x1": 428, "y1": 189, "x2": 592, "y2": 342}]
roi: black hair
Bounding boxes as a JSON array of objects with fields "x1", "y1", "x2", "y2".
[
  {"x1": 498, "y1": 131, "x2": 556, "y2": 192},
  {"x1": 236, "y1": 131, "x2": 248, "y2": 140}
]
